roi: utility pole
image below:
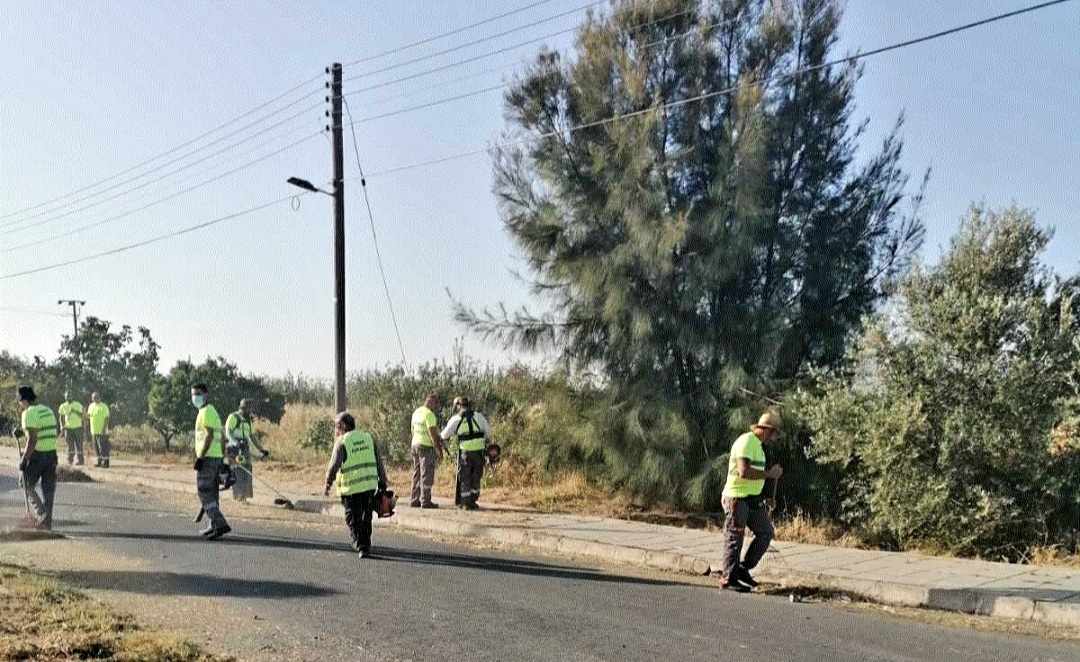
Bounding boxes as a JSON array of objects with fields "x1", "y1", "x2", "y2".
[
  {"x1": 330, "y1": 62, "x2": 347, "y2": 414},
  {"x1": 57, "y1": 299, "x2": 86, "y2": 339}
]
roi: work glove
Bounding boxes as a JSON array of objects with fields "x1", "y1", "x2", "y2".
[
  {"x1": 12, "y1": 428, "x2": 25, "y2": 439},
  {"x1": 377, "y1": 480, "x2": 387, "y2": 492},
  {"x1": 193, "y1": 457, "x2": 204, "y2": 472},
  {"x1": 261, "y1": 449, "x2": 270, "y2": 459}
]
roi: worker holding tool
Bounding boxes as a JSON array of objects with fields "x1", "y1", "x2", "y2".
[
  {"x1": 719, "y1": 411, "x2": 784, "y2": 593},
  {"x1": 86, "y1": 392, "x2": 110, "y2": 468},
  {"x1": 324, "y1": 411, "x2": 388, "y2": 559},
  {"x1": 57, "y1": 391, "x2": 85, "y2": 466},
  {"x1": 225, "y1": 398, "x2": 269, "y2": 503},
  {"x1": 409, "y1": 393, "x2": 446, "y2": 509},
  {"x1": 14, "y1": 385, "x2": 59, "y2": 531},
  {"x1": 441, "y1": 396, "x2": 492, "y2": 510},
  {"x1": 192, "y1": 383, "x2": 231, "y2": 539}
]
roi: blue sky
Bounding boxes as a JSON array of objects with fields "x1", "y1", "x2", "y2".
[{"x1": 1, "y1": 0, "x2": 1077, "y2": 379}]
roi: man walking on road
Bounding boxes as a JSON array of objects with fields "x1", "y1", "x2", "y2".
[
  {"x1": 324, "y1": 412, "x2": 388, "y2": 559},
  {"x1": 441, "y1": 396, "x2": 492, "y2": 510},
  {"x1": 719, "y1": 412, "x2": 784, "y2": 593},
  {"x1": 192, "y1": 383, "x2": 230, "y2": 539},
  {"x1": 225, "y1": 398, "x2": 269, "y2": 502},
  {"x1": 57, "y1": 391, "x2": 85, "y2": 466},
  {"x1": 14, "y1": 385, "x2": 59, "y2": 531},
  {"x1": 86, "y1": 392, "x2": 110, "y2": 468},
  {"x1": 409, "y1": 393, "x2": 446, "y2": 509}
]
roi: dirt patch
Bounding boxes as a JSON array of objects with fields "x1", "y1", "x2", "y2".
[
  {"x1": 0, "y1": 562, "x2": 228, "y2": 661},
  {"x1": 57, "y1": 466, "x2": 93, "y2": 482},
  {"x1": 0, "y1": 528, "x2": 65, "y2": 542}
]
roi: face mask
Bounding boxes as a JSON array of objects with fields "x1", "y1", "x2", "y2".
[{"x1": 191, "y1": 394, "x2": 206, "y2": 408}]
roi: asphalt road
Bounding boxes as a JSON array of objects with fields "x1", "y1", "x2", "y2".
[{"x1": 2, "y1": 469, "x2": 1079, "y2": 662}]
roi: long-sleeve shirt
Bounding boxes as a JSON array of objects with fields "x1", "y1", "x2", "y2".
[
  {"x1": 324, "y1": 433, "x2": 388, "y2": 492},
  {"x1": 440, "y1": 411, "x2": 492, "y2": 443}
]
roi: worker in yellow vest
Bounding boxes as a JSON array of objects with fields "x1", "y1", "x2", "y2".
[
  {"x1": 86, "y1": 392, "x2": 110, "y2": 468},
  {"x1": 441, "y1": 396, "x2": 492, "y2": 510},
  {"x1": 191, "y1": 383, "x2": 230, "y2": 539},
  {"x1": 15, "y1": 385, "x2": 59, "y2": 530},
  {"x1": 324, "y1": 412, "x2": 388, "y2": 559},
  {"x1": 225, "y1": 398, "x2": 270, "y2": 502},
  {"x1": 409, "y1": 393, "x2": 446, "y2": 508},
  {"x1": 57, "y1": 391, "x2": 85, "y2": 465},
  {"x1": 719, "y1": 412, "x2": 784, "y2": 593}
]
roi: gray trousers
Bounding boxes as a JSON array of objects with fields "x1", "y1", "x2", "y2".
[
  {"x1": 196, "y1": 458, "x2": 229, "y2": 531},
  {"x1": 92, "y1": 433, "x2": 110, "y2": 460},
  {"x1": 23, "y1": 451, "x2": 57, "y2": 528},
  {"x1": 720, "y1": 496, "x2": 774, "y2": 579},
  {"x1": 64, "y1": 429, "x2": 84, "y2": 463},
  {"x1": 458, "y1": 450, "x2": 485, "y2": 505},
  {"x1": 410, "y1": 445, "x2": 437, "y2": 505}
]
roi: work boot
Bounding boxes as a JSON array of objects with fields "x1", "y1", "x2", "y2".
[
  {"x1": 735, "y1": 565, "x2": 759, "y2": 588},
  {"x1": 102, "y1": 459, "x2": 110, "y2": 468},
  {"x1": 205, "y1": 524, "x2": 231, "y2": 540},
  {"x1": 409, "y1": 501, "x2": 422, "y2": 508},
  {"x1": 720, "y1": 578, "x2": 751, "y2": 593},
  {"x1": 420, "y1": 502, "x2": 439, "y2": 509},
  {"x1": 358, "y1": 546, "x2": 371, "y2": 559}
]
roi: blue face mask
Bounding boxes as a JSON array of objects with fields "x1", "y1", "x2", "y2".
[{"x1": 191, "y1": 394, "x2": 206, "y2": 408}]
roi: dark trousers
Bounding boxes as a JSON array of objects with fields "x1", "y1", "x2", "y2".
[
  {"x1": 64, "y1": 429, "x2": 84, "y2": 464},
  {"x1": 196, "y1": 458, "x2": 229, "y2": 531},
  {"x1": 342, "y1": 490, "x2": 375, "y2": 551},
  {"x1": 457, "y1": 450, "x2": 485, "y2": 505},
  {"x1": 720, "y1": 496, "x2": 774, "y2": 579},
  {"x1": 23, "y1": 451, "x2": 57, "y2": 528},
  {"x1": 92, "y1": 433, "x2": 110, "y2": 461}
]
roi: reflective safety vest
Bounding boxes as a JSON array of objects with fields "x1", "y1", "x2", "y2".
[
  {"x1": 336, "y1": 430, "x2": 379, "y2": 496},
  {"x1": 58, "y1": 401, "x2": 83, "y2": 429},
  {"x1": 226, "y1": 412, "x2": 253, "y2": 441},
  {"x1": 457, "y1": 411, "x2": 486, "y2": 452},
  {"x1": 22, "y1": 404, "x2": 58, "y2": 453}
]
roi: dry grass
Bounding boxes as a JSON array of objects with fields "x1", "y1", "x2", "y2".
[
  {"x1": 0, "y1": 563, "x2": 227, "y2": 661},
  {"x1": 1025, "y1": 545, "x2": 1080, "y2": 569},
  {"x1": 773, "y1": 510, "x2": 866, "y2": 549}
]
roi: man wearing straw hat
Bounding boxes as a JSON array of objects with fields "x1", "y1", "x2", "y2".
[{"x1": 719, "y1": 411, "x2": 784, "y2": 593}]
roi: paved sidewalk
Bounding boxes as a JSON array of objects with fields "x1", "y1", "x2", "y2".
[{"x1": 10, "y1": 448, "x2": 1080, "y2": 628}]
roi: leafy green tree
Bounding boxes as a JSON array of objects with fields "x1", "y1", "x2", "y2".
[
  {"x1": 803, "y1": 206, "x2": 1080, "y2": 558},
  {"x1": 148, "y1": 357, "x2": 284, "y2": 451},
  {"x1": 49, "y1": 317, "x2": 160, "y2": 425},
  {"x1": 455, "y1": 0, "x2": 923, "y2": 507}
]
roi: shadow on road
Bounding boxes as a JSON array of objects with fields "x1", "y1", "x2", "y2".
[
  {"x1": 69, "y1": 530, "x2": 687, "y2": 588},
  {"x1": 60, "y1": 569, "x2": 338, "y2": 598}
]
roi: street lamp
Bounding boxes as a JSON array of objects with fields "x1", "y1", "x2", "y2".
[{"x1": 288, "y1": 171, "x2": 347, "y2": 414}]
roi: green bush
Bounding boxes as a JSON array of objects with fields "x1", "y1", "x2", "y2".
[
  {"x1": 299, "y1": 418, "x2": 335, "y2": 453},
  {"x1": 802, "y1": 206, "x2": 1080, "y2": 558}
]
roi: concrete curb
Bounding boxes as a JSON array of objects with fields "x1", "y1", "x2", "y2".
[{"x1": 35, "y1": 459, "x2": 1080, "y2": 629}]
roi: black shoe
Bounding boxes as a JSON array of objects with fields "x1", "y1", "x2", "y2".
[
  {"x1": 103, "y1": 459, "x2": 110, "y2": 468},
  {"x1": 420, "y1": 502, "x2": 439, "y2": 509},
  {"x1": 464, "y1": 502, "x2": 479, "y2": 511},
  {"x1": 205, "y1": 524, "x2": 231, "y2": 540},
  {"x1": 409, "y1": 501, "x2": 422, "y2": 508},
  {"x1": 720, "y1": 580, "x2": 751, "y2": 593},
  {"x1": 735, "y1": 565, "x2": 759, "y2": 588},
  {"x1": 358, "y1": 546, "x2": 371, "y2": 559}
]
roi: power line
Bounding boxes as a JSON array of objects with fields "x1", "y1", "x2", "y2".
[
  {"x1": 345, "y1": 1, "x2": 604, "y2": 80},
  {"x1": 0, "y1": 103, "x2": 324, "y2": 235},
  {"x1": 342, "y1": 5, "x2": 697, "y2": 99},
  {"x1": 1, "y1": 131, "x2": 322, "y2": 253},
  {"x1": 342, "y1": 14, "x2": 739, "y2": 129},
  {"x1": 343, "y1": 0, "x2": 562, "y2": 67},
  {"x1": 0, "y1": 78, "x2": 324, "y2": 223},
  {"x1": 357, "y1": 0, "x2": 1077, "y2": 179},
  {"x1": 3, "y1": 0, "x2": 1069, "y2": 280},
  {"x1": 342, "y1": 97, "x2": 409, "y2": 368},
  {"x1": 0, "y1": 194, "x2": 302, "y2": 281}
]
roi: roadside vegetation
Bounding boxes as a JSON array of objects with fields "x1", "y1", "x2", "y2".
[
  {"x1": 2, "y1": 1, "x2": 1078, "y2": 566},
  {"x1": 0, "y1": 563, "x2": 225, "y2": 661}
]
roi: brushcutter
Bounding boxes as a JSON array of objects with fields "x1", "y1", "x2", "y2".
[{"x1": 231, "y1": 463, "x2": 295, "y2": 509}]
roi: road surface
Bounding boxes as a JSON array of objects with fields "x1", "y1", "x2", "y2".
[{"x1": 1, "y1": 469, "x2": 1077, "y2": 662}]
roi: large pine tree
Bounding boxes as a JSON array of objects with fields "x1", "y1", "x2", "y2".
[{"x1": 457, "y1": 0, "x2": 924, "y2": 505}]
